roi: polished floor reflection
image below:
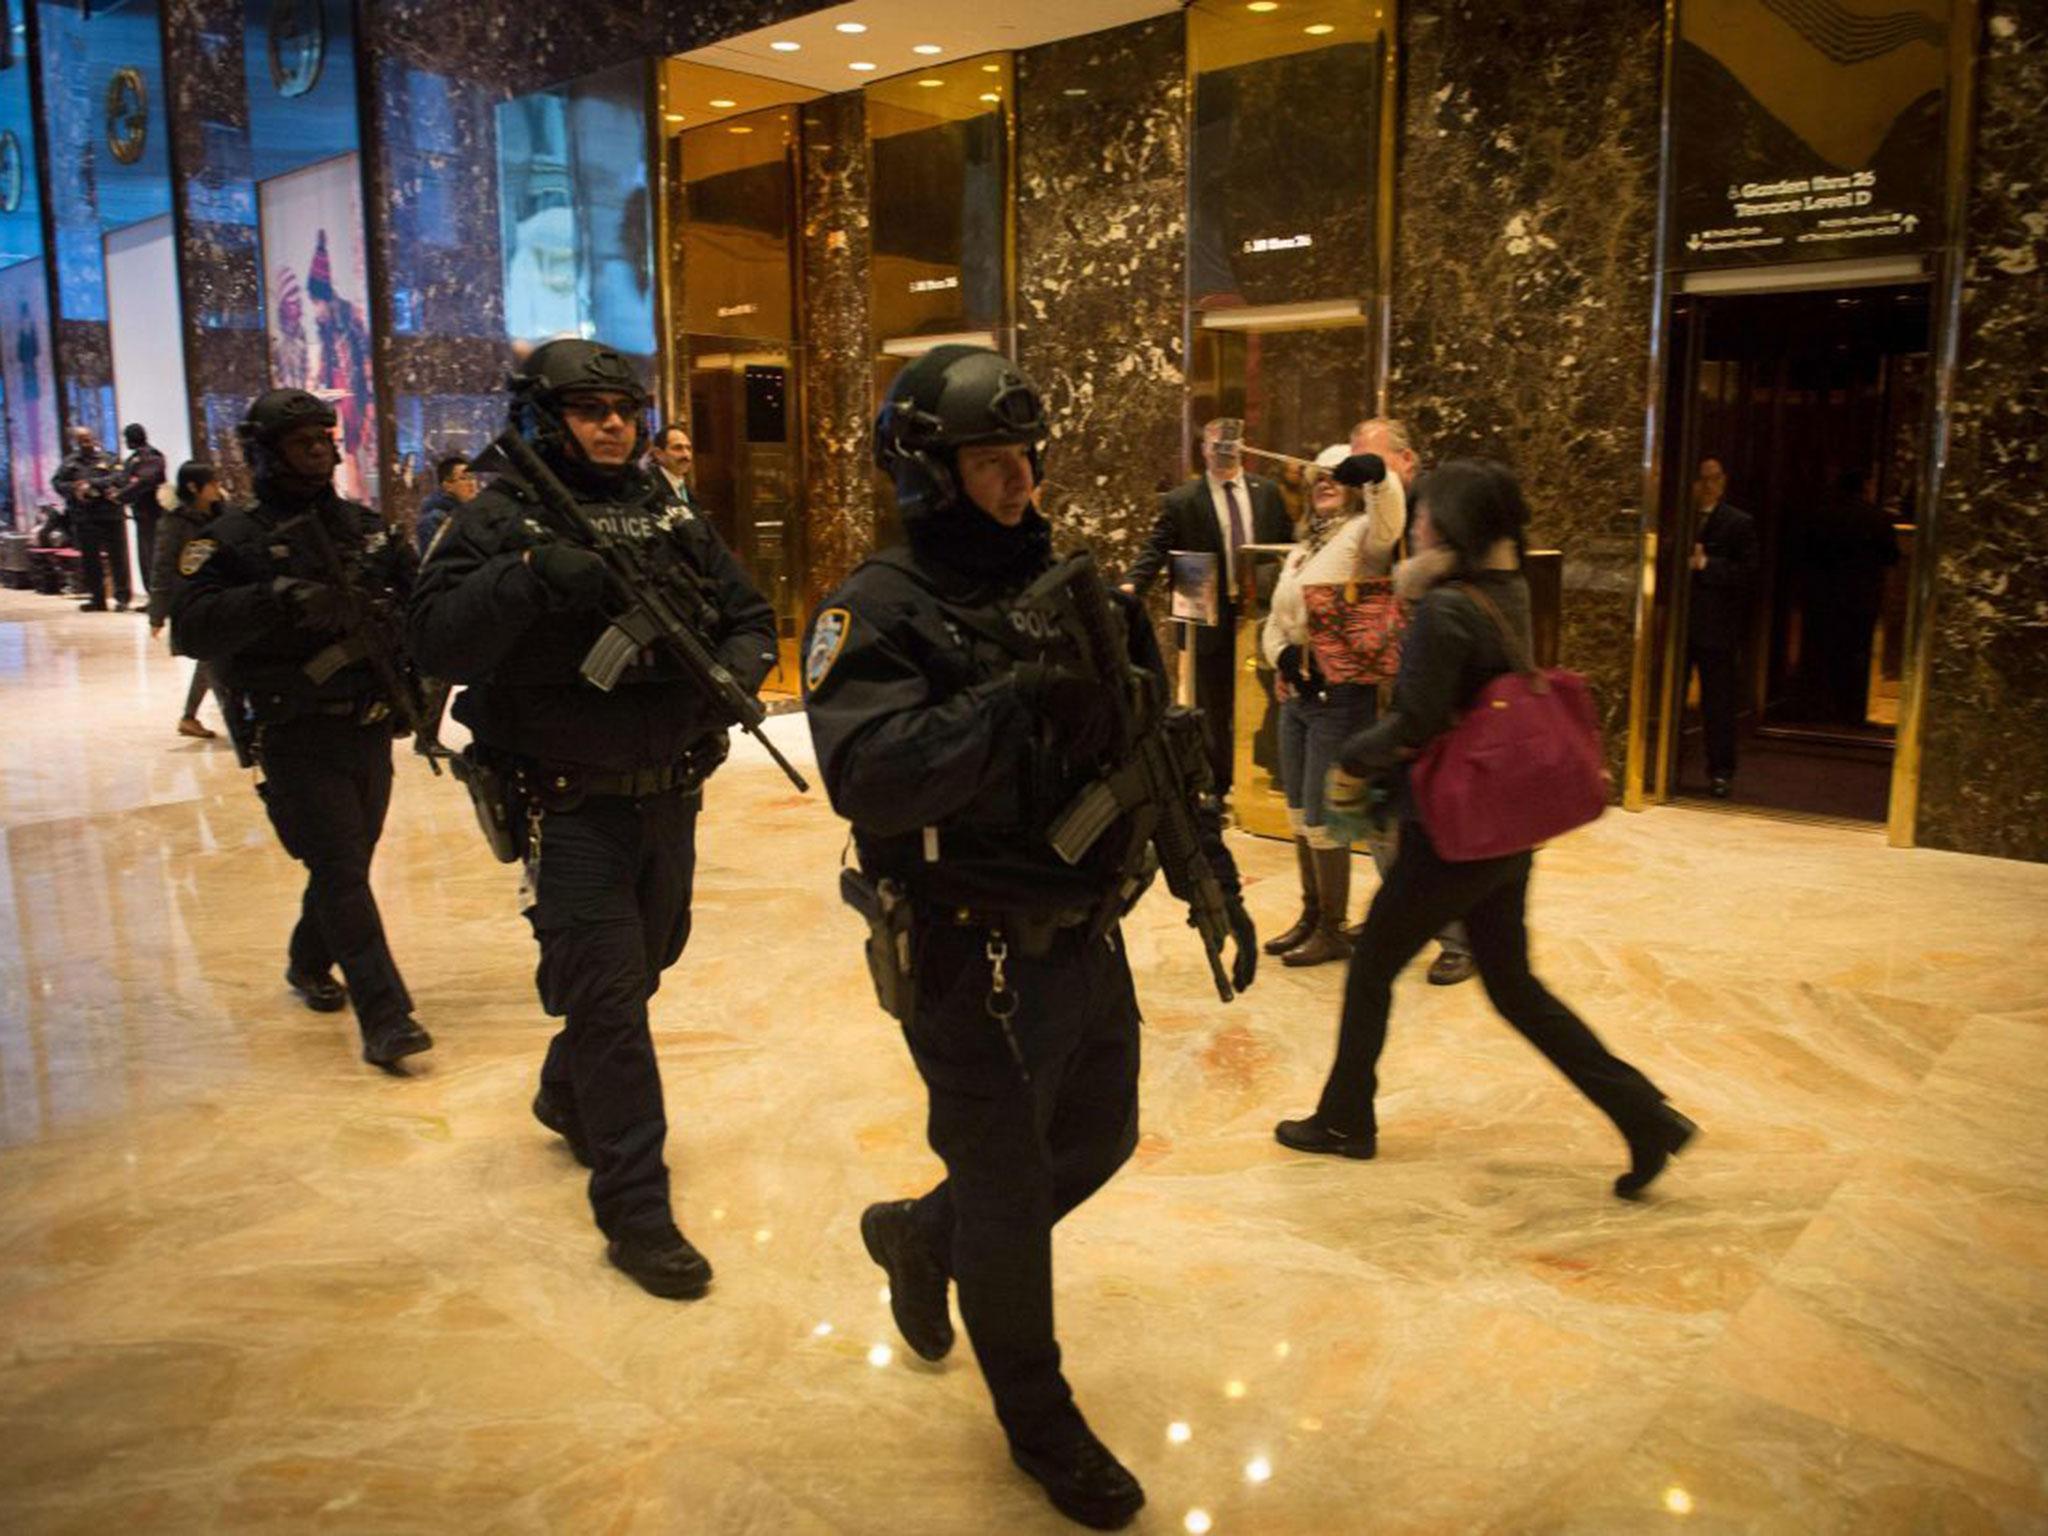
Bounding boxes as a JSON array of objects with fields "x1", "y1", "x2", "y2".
[{"x1": 3, "y1": 591, "x2": 2045, "y2": 1534}]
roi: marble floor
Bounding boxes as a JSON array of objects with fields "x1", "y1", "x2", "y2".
[{"x1": 2, "y1": 589, "x2": 2045, "y2": 1536}]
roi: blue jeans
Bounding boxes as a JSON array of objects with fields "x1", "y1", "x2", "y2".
[{"x1": 1278, "y1": 684, "x2": 1377, "y2": 847}]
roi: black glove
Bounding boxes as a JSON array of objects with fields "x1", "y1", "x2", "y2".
[
  {"x1": 272, "y1": 577, "x2": 354, "y2": 634},
  {"x1": 526, "y1": 542, "x2": 609, "y2": 611},
  {"x1": 1014, "y1": 660, "x2": 1118, "y2": 762},
  {"x1": 1333, "y1": 452, "x2": 1387, "y2": 488},
  {"x1": 1276, "y1": 643, "x2": 1305, "y2": 694},
  {"x1": 1226, "y1": 897, "x2": 1258, "y2": 993}
]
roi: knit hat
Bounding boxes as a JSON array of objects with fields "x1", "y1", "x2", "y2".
[{"x1": 306, "y1": 231, "x2": 335, "y2": 300}]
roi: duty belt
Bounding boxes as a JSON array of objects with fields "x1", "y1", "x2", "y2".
[
  {"x1": 529, "y1": 734, "x2": 729, "y2": 802},
  {"x1": 929, "y1": 904, "x2": 1094, "y2": 959}
]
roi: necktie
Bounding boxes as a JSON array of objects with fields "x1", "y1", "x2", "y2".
[{"x1": 1224, "y1": 479, "x2": 1248, "y2": 599}]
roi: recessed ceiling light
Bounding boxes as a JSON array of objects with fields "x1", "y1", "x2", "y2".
[
  {"x1": 728, "y1": 125, "x2": 754, "y2": 135},
  {"x1": 981, "y1": 63, "x2": 1000, "y2": 73},
  {"x1": 1304, "y1": 22, "x2": 1334, "y2": 33},
  {"x1": 709, "y1": 98, "x2": 736, "y2": 108},
  {"x1": 978, "y1": 92, "x2": 1000, "y2": 103},
  {"x1": 835, "y1": 21, "x2": 867, "y2": 33},
  {"x1": 769, "y1": 40, "x2": 800, "y2": 51},
  {"x1": 918, "y1": 78, "x2": 944, "y2": 88},
  {"x1": 849, "y1": 61, "x2": 877, "y2": 71},
  {"x1": 1247, "y1": 1, "x2": 1279, "y2": 10},
  {"x1": 912, "y1": 43, "x2": 942, "y2": 55},
  {"x1": 662, "y1": 113, "x2": 685, "y2": 123}
]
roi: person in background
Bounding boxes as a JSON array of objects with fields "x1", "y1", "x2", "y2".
[
  {"x1": 1685, "y1": 456, "x2": 1758, "y2": 797},
  {"x1": 1348, "y1": 415, "x2": 1476, "y2": 985},
  {"x1": 148, "y1": 461, "x2": 229, "y2": 740},
  {"x1": 646, "y1": 422, "x2": 698, "y2": 512},
  {"x1": 54, "y1": 426, "x2": 128, "y2": 611},
  {"x1": 1260, "y1": 445, "x2": 1406, "y2": 968},
  {"x1": 1275, "y1": 460, "x2": 1695, "y2": 1199},
  {"x1": 414, "y1": 454, "x2": 477, "y2": 555},
  {"x1": 119, "y1": 424, "x2": 169, "y2": 589}
]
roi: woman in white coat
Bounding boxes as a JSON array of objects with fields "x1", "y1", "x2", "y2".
[{"x1": 1260, "y1": 446, "x2": 1406, "y2": 966}]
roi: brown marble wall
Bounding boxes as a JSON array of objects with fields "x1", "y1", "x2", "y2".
[
  {"x1": 162, "y1": 0, "x2": 268, "y2": 491},
  {"x1": 797, "y1": 90, "x2": 875, "y2": 602},
  {"x1": 1914, "y1": 2, "x2": 2048, "y2": 862},
  {"x1": 1015, "y1": 15, "x2": 1188, "y2": 573},
  {"x1": 1388, "y1": 0, "x2": 1663, "y2": 776}
]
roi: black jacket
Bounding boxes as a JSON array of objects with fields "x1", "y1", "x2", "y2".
[
  {"x1": 120, "y1": 446, "x2": 167, "y2": 515},
  {"x1": 805, "y1": 538, "x2": 1241, "y2": 914},
  {"x1": 414, "y1": 490, "x2": 458, "y2": 556},
  {"x1": 1340, "y1": 569, "x2": 1532, "y2": 814},
  {"x1": 145, "y1": 501, "x2": 220, "y2": 627},
  {"x1": 1123, "y1": 473, "x2": 1292, "y2": 654},
  {"x1": 406, "y1": 465, "x2": 777, "y2": 774},
  {"x1": 1687, "y1": 502, "x2": 1758, "y2": 652},
  {"x1": 169, "y1": 489, "x2": 416, "y2": 709},
  {"x1": 53, "y1": 447, "x2": 120, "y2": 520}
]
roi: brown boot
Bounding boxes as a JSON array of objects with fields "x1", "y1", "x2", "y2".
[
  {"x1": 1284, "y1": 847, "x2": 1352, "y2": 967},
  {"x1": 1264, "y1": 837, "x2": 1320, "y2": 954}
]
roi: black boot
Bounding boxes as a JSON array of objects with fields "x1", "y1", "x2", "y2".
[
  {"x1": 532, "y1": 1086, "x2": 593, "y2": 1168},
  {"x1": 860, "y1": 1199, "x2": 953, "y2": 1360},
  {"x1": 608, "y1": 1224, "x2": 713, "y2": 1300},
  {"x1": 1263, "y1": 837, "x2": 1320, "y2": 954},
  {"x1": 1283, "y1": 847, "x2": 1351, "y2": 967},
  {"x1": 286, "y1": 967, "x2": 347, "y2": 1013},
  {"x1": 360, "y1": 1015, "x2": 433, "y2": 1069},
  {"x1": 1615, "y1": 1103, "x2": 1698, "y2": 1199},
  {"x1": 1274, "y1": 1112, "x2": 1377, "y2": 1159},
  {"x1": 1011, "y1": 1426, "x2": 1145, "y2": 1531}
]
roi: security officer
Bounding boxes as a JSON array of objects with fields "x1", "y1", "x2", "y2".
[
  {"x1": 170, "y1": 390, "x2": 432, "y2": 1069},
  {"x1": 407, "y1": 339, "x2": 777, "y2": 1302},
  {"x1": 804, "y1": 345, "x2": 1259, "y2": 1531}
]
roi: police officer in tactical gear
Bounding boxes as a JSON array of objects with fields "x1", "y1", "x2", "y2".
[
  {"x1": 170, "y1": 389, "x2": 433, "y2": 1069},
  {"x1": 407, "y1": 338, "x2": 778, "y2": 1302},
  {"x1": 804, "y1": 346, "x2": 1259, "y2": 1531}
]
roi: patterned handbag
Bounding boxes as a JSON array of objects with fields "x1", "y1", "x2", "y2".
[{"x1": 1300, "y1": 560, "x2": 1407, "y2": 686}]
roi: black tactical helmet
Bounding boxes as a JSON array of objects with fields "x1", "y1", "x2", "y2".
[
  {"x1": 238, "y1": 388, "x2": 337, "y2": 449},
  {"x1": 875, "y1": 344, "x2": 1047, "y2": 521},
  {"x1": 508, "y1": 338, "x2": 651, "y2": 466}
]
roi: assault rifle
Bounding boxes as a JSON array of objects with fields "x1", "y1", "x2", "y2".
[
  {"x1": 1018, "y1": 551, "x2": 1238, "y2": 1002},
  {"x1": 284, "y1": 508, "x2": 444, "y2": 775},
  {"x1": 492, "y1": 429, "x2": 809, "y2": 794}
]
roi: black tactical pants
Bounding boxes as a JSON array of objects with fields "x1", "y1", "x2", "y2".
[
  {"x1": 258, "y1": 714, "x2": 413, "y2": 1031},
  {"x1": 76, "y1": 515, "x2": 131, "y2": 607},
  {"x1": 528, "y1": 788, "x2": 698, "y2": 1240},
  {"x1": 902, "y1": 920, "x2": 1142, "y2": 1452}
]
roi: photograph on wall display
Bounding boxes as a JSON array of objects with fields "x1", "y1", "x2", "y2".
[
  {"x1": 0, "y1": 258, "x2": 60, "y2": 529},
  {"x1": 257, "y1": 153, "x2": 379, "y2": 503}
]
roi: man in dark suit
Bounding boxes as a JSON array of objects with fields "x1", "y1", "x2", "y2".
[
  {"x1": 1686, "y1": 457, "x2": 1759, "y2": 798},
  {"x1": 1121, "y1": 419, "x2": 1291, "y2": 795}
]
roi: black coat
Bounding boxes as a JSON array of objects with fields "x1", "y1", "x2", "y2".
[
  {"x1": 804, "y1": 541, "x2": 1241, "y2": 914},
  {"x1": 407, "y1": 466, "x2": 777, "y2": 774},
  {"x1": 53, "y1": 447, "x2": 120, "y2": 520},
  {"x1": 120, "y1": 446, "x2": 167, "y2": 515},
  {"x1": 1123, "y1": 473, "x2": 1292, "y2": 655},
  {"x1": 1687, "y1": 502, "x2": 1758, "y2": 652},
  {"x1": 1340, "y1": 569, "x2": 1532, "y2": 818},
  {"x1": 145, "y1": 501, "x2": 220, "y2": 627},
  {"x1": 169, "y1": 491, "x2": 415, "y2": 707}
]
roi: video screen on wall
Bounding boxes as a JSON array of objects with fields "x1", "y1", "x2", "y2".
[
  {"x1": 495, "y1": 61, "x2": 655, "y2": 371},
  {"x1": 0, "y1": 259, "x2": 60, "y2": 528},
  {"x1": 256, "y1": 154, "x2": 380, "y2": 504}
]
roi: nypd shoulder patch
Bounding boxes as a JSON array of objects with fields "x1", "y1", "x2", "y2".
[
  {"x1": 806, "y1": 608, "x2": 852, "y2": 692},
  {"x1": 178, "y1": 538, "x2": 217, "y2": 577}
]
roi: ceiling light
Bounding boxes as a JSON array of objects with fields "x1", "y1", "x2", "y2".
[
  {"x1": 978, "y1": 92, "x2": 1000, "y2": 103},
  {"x1": 1248, "y1": 1, "x2": 1279, "y2": 10},
  {"x1": 769, "y1": 40, "x2": 800, "y2": 51},
  {"x1": 1305, "y1": 21, "x2": 1334, "y2": 33},
  {"x1": 836, "y1": 21, "x2": 867, "y2": 33},
  {"x1": 918, "y1": 78, "x2": 944, "y2": 87},
  {"x1": 849, "y1": 61, "x2": 877, "y2": 71},
  {"x1": 709, "y1": 98, "x2": 736, "y2": 108},
  {"x1": 728, "y1": 125, "x2": 753, "y2": 134},
  {"x1": 981, "y1": 62, "x2": 1000, "y2": 72},
  {"x1": 1063, "y1": 88, "x2": 1087, "y2": 97},
  {"x1": 662, "y1": 113, "x2": 685, "y2": 123},
  {"x1": 912, "y1": 43, "x2": 943, "y2": 55}
]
